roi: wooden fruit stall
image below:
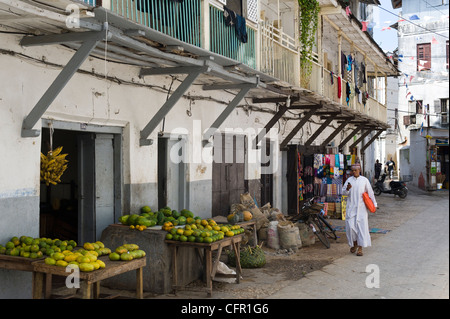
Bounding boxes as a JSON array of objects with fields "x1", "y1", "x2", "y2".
[
  {"x1": 0, "y1": 254, "x2": 51, "y2": 298},
  {"x1": 32, "y1": 255, "x2": 146, "y2": 299},
  {"x1": 166, "y1": 233, "x2": 244, "y2": 297},
  {"x1": 99, "y1": 224, "x2": 203, "y2": 294}
]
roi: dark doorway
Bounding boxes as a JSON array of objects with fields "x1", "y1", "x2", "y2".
[
  {"x1": 260, "y1": 140, "x2": 273, "y2": 206},
  {"x1": 39, "y1": 126, "x2": 120, "y2": 243}
]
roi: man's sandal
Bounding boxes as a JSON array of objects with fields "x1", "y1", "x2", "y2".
[
  {"x1": 356, "y1": 247, "x2": 363, "y2": 256},
  {"x1": 350, "y1": 246, "x2": 357, "y2": 253}
]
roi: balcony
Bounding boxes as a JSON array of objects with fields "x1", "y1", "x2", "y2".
[{"x1": 76, "y1": 1, "x2": 393, "y2": 124}]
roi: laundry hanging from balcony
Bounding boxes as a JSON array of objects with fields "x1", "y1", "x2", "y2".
[{"x1": 223, "y1": 6, "x2": 248, "y2": 43}]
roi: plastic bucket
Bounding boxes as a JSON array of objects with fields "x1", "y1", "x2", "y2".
[{"x1": 437, "y1": 183, "x2": 443, "y2": 189}]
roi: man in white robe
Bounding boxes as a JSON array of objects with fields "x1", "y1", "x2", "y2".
[{"x1": 342, "y1": 164, "x2": 377, "y2": 256}]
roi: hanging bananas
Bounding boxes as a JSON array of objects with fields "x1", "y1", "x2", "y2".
[{"x1": 40, "y1": 146, "x2": 69, "y2": 186}]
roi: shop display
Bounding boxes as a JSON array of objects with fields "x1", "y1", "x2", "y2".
[
  {"x1": 108, "y1": 244, "x2": 146, "y2": 261},
  {"x1": 298, "y1": 152, "x2": 356, "y2": 219},
  {"x1": 44, "y1": 248, "x2": 106, "y2": 272},
  {"x1": 0, "y1": 236, "x2": 77, "y2": 259},
  {"x1": 118, "y1": 206, "x2": 202, "y2": 229},
  {"x1": 40, "y1": 146, "x2": 69, "y2": 186},
  {"x1": 164, "y1": 218, "x2": 244, "y2": 243}
]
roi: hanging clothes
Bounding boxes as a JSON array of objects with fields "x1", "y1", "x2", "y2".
[
  {"x1": 223, "y1": 6, "x2": 237, "y2": 26},
  {"x1": 341, "y1": 52, "x2": 347, "y2": 75},
  {"x1": 346, "y1": 82, "x2": 351, "y2": 105},
  {"x1": 361, "y1": 62, "x2": 367, "y2": 84},
  {"x1": 235, "y1": 14, "x2": 248, "y2": 43},
  {"x1": 338, "y1": 76, "x2": 342, "y2": 99}
]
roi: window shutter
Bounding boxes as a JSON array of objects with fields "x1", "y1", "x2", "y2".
[
  {"x1": 247, "y1": 0, "x2": 258, "y2": 23},
  {"x1": 417, "y1": 43, "x2": 431, "y2": 71},
  {"x1": 434, "y1": 99, "x2": 441, "y2": 114}
]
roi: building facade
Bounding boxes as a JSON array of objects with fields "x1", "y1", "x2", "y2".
[
  {"x1": 0, "y1": 0, "x2": 396, "y2": 297},
  {"x1": 392, "y1": 0, "x2": 449, "y2": 190}
]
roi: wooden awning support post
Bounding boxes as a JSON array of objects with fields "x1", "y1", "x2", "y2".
[
  {"x1": 280, "y1": 107, "x2": 319, "y2": 150},
  {"x1": 20, "y1": 30, "x2": 109, "y2": 137},
  {"x1": 360, "y1": 129, "x2": 384, "y2": 153}
]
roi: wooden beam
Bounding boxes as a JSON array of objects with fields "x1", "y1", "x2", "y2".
[
  {"x1": 253, "y1": 103, "x2": 289, "y2": 149},
  {"x1": 304, "y1": 117, "x2": 334, "y2": 146},
  {"x1": 360, "y1": 130, "x2": 384, "y2": 153},
  {"x1": 280, "y1": 108, "x2": 318, "y2": 150},
  {"x1": 339, "y1": 125, "x2": 364, "y2": 149},
  {"x1": 321, "y1": 119, "x2": 352, "y2": 147},
  {"x1": 349, "y1": 130, "x2": 373, "y2": 150}
]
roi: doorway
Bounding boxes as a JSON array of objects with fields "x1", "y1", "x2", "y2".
[
  {"x1": 39, "y1": 123, "x2": 121, "y2": 243},
  {"x1": 212, "y1": 133, "x2": 246, "y2": 217},
  {"x1": 157, "y1": 135, "x2": 188, "y2": 211},
  {"x1": 260, "y1": 139, "x2": 273, "y2": 206}
]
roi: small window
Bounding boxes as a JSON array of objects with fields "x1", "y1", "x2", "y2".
[
  {"x1": 446, "y1": 41, "x2": 449, "y2": 70},
  {"x1": 441, "y1": 99, "x2": 449, "y2": 125},
  {"x1": 416, "y1": 100, "x2": 423, "y2": 114},
  {"x1": 417, "y1": 43, "x2": 431, "y2": 71}
]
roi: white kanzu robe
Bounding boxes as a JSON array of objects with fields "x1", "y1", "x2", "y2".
[{"x1": 342, "y1": 175, "x2": 377, "y2": 247}]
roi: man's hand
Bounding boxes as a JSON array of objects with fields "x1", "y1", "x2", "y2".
[{"x1": 346, "y1": 183, "x2": 352, "y2": 191}]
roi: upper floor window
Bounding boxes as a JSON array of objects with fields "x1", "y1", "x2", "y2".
[
  {"x1": 441, "y1": 99, "x2": 449, "y2": 125},
  {"x1": 446, "y1": 41, "x2": 449, "y2": 70},
  {"x1": 417, "y1": 43, "x2": 431, "y2": 71}
]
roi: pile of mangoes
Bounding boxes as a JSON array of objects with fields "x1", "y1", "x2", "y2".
[
  {"x1": 164, "y1": 219, "x2": 244, "y2": 243},
  {"x1": 43, "y1": 241, "x2": 109, "y2": 272},
  {"x1": 0, "y1": 236, "x2": 77, "y2": 259},
  {"x1": 118, "y1": 206, "x2": 201, "y2": 230},
  {"x1": 108, "y1": 244, "x2": 146, "y2": 261}
]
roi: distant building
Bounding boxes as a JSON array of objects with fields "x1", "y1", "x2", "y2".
[{"x1": 392, "y1": 0, "x2": 449, "y2": 190}]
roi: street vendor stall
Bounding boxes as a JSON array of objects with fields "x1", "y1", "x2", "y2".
[
  {"x1": 100, "y1": 224, "x2": 203, "y2": 294},
  {"x1": 166, "y1": 233, "x2": 244, "y2": 297},
  {"x1": 32, "y1": 255, "x2": 146, "y2": 299}
]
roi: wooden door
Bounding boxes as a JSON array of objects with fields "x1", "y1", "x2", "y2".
[
  {"x1": 286, "y1": 145, "x2": 299, "y2": 216},
  {"x1": 212, "y1": 133, "x2": 246, "y2": 217},
  {"x1": 260, "y1": 140, "x2": 273, "y2": 205}
]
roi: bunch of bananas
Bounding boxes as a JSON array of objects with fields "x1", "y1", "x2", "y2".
[{"x1": 40, "y1": 146, "x2": 69, "y2": 186}]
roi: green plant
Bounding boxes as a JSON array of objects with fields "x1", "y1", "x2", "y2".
[{"x1": 298, "y1": 0, "x2": 320, "y2": 80}]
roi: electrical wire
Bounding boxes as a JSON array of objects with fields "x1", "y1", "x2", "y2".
[{"x1": 377, "y1": 5, "x2": 449, "y2": 39}]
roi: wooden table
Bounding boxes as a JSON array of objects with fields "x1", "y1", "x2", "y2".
[
  {"x1": 235, "y1": 220, "x2": 257, "y2": 246},
  {"x1": 32, "y1": 255, "x2": 146, "y2": 299},
  {"x1": 0, "y1": 254, "x2": 52, "y2": 298},
  {"x1": 166, "y1": 234, "x2": 244, "y2": 297}
]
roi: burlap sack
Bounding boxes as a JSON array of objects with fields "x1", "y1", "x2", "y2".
[
  {"x1": 277, "y1": 221, "x2": 301, "y2": 250},
  {"x1": 240, "y1": 192, "x2": 269, "y2": 230}
]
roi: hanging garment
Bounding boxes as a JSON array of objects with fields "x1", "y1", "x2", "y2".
[
  {"x1": 235, "y1": 14, "x2": 248, "y2": 43},
  {"x1": 341, "y1": 52, "x2": 347, "y2": 75},
  {"x1": 338, "y1": 76, "x2": 342, "y2": 99},
  {"x1": 343, "y1": 175, "x2": 377, "y2": 247},
  {"x1": 347, "y1": 55, "x2": 353, "y2": 72},
  {"x1": 346, "y1": 82, "x2": 351, "y2": 105},
  {"x1": 361, "y1": 62, "x2": 367, "y2": 84},
  {"x1": 330, "y1": 71, "x2": 334, "y2": 85},
  {"x1": 223, "y1": 6, "x2": 237, "y2": 26}
]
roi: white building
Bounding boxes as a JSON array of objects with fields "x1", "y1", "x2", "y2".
[
  {"x1": 0, "y1": 0, "x2": 396, "y2": 297},
  {"x1": 391, "y1": 0, "x2": 449, "y2": 190}
]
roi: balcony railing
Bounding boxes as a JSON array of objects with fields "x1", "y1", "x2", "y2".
[
  {"x1": 260, "y1": 21, "x2": 300, "y2": 87},
  {"x1": 107, "y1": 0, "x2": 202, "y2": 47},
  {"x1": 209, "y1": 5, "x2": 256, "y2": 69},
  {"x1": 83, "y1": 1, "x2": 388, "y2": 123}
]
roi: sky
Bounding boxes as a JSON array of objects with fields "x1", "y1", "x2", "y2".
[{"x1": 372, "y1": 0, "x2": 402, "y2": 53}]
